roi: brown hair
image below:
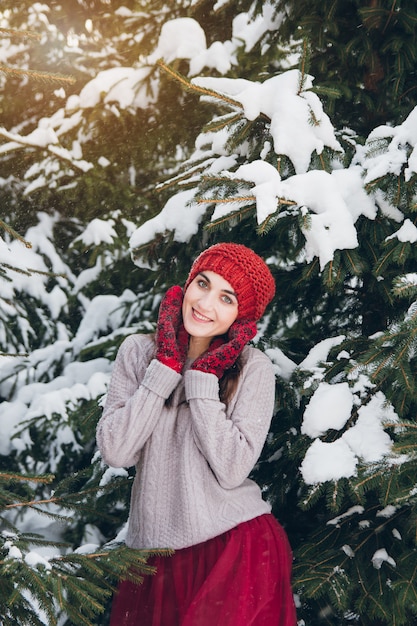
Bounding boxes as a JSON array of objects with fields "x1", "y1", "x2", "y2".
[{"x1": 218, "y1": 354, "x2": 243, "y2": 405}]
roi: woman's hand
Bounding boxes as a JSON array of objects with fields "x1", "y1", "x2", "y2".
[
  {"x1": 191, "y1": 319, "x2": 257, "y2": 378},
  {"x1": 155, "y1": 286, "x2": 189, "y2": 373}
]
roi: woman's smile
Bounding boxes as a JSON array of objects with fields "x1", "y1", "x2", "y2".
[{"x1": 192, "y1": 308, "x2": 213, "y2": 323}]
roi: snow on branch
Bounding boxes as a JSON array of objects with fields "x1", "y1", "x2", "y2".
[{"x1": 0, "y1": 126, "x2": 93, "y2": 173}]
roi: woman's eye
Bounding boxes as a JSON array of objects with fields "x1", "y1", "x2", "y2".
[
  {"x1": 197, "y1": 279, "x2": 207, "y2": 288},
  {"x1": 222, "y1": 295, "x2": 233, "y2": 305}
]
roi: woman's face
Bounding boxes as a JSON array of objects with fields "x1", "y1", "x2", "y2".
[{"x1": 182, "y1": 271, "x2": 239, "y2": 342}]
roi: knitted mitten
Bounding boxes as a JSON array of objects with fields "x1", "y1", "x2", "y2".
[
  {"x1": 191, "y1": 319, "x2": 257, "y2": 378},
  {"x1": 155, "y1": 286, "x2": 189, "y2": 373}
]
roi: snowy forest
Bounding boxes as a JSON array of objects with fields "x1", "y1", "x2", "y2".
[{"x1": 2, "y1": 0, "x2": 417, "y2": 624}]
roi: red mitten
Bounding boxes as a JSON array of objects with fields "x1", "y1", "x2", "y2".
[
  {"x1": 191, "y1": 319, "x2": 257, "y2": 378},
  {"x1": 155, "y1": 286, "x2": 189, "y2": 373}
]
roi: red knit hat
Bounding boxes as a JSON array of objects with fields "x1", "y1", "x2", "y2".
[{"x1": 184, "y1": 243, "x2": 275, "y2": 321}]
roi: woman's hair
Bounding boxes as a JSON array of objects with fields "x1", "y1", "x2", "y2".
[{"x1": 218, "y1": 354, "x2": 243, "y2": 405}]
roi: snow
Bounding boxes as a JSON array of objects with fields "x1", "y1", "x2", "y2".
[
  {"x1": 0, "y1": 212, "x2": 72, "y2": 320},
  {"x1": 342, "y1": 545, "x2": 355, "y2": 558},
  {"x1": 0, "y1": 401, "x2": 27, "y2": 455},
  {"x1": 331, "y1": 166, "x2": 377, "y2": 222},
  {"x1": 283, "y1": 171, "x2": 359, "y2": 269},
  {"x1": 231, "y1": 4, "x2": 283, "y2": 53},
  {"x1": 3, "y1": 8, "x2": 406, "y2": 278},
  {"x1": 77, "y1": 66, "x2": 156, "y2": 110},
  {"x1": 192, "y1": 70, "x2": 342, "y2": 175},
  {"x1": 300, "y1": 336, "x2": 346, "y2": 371},
  {"x1": 365, "y1": 107, "x2": 417, "y2": 182},
  {"x1": 300, "y1": 390, "x2": 398, "y2": 484},
  {"x1": 301, "y1": 382, "x2": 353, "y2": 438},
  {"x1": 147, "y1": 18, "x2": 207, "y2": 65},
  {"x1": 373, "y1": 188, "x2": 404, "y2": 222},
  {"x1": 1, "y1": 8, "x2": 415, "y2": 611},
  {"x1": 377, "y1": 505, "x2": 397, "y2": 519},
  {"x1": 0, "y1": 125, "x2": 59, "y2": 150},
  {"x1": 72, "y1": 294, "x2": 131, "y2": 350},
  {"x1": 342, "y1": 394, "x2": 396, "y2": 463},
  {"x1": 129, "y1": 189, "x2": 208, "y2": 253},
  {"x1": 99, "y1": 465, "x2": 129, "y2": 487},
  {"x1": 74, "y1": 543, "x2": 100, "y2": 555},
  {"x1": 265, "y1": 347, "x2": 297, "y2": 380},
  {"x1": 221, "y1": 164, "x2": 361, "y2": 268},
  {"x1": 190, "y1": 40, "x2": 236, "y2": 76},
  {"x1": 0, "y1": 352, "x2": 112, "y2": 466},
  {"x1": 148, "y1": 8, "x2": 283, "y2": 76},
  {"x1": 131, "y1": 158, "x2": 368, "y2": 271},
  {"x1": 129, "y1": 61, "x2": 384, "y2": 269},
  {"x1": 25, "y1": 551, "x2": 52, "y2": 571},
  {"x1": 387, "y1": 218, "x2": 417, "y2": 244},
  {"x1": 327, "y1": 506, "x2": 365, "y2": 527},
  {"x1": 372, "y1": 548, "x2": 396, "y2": 570},
  {"x1": 5, "y1": 543, "x2": 23, "y2": 560},
  {"x1": 301, "y1": 438, "x2": 358, "y2": 484},
  {"x1": 292, "y1": 336, "x2": 398, "y2": 486},
  {"x1": 74, "y1": 218, "x2": 118, "y2": 246}
]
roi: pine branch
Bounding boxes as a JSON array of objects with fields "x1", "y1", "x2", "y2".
[
  {"x1": 204, "y1": 204, "x2": 255, "y2": 231},
  {"x1": 156, "y1": 59, "x2": 245, "y2": 112},
  {"x1": 344, "y1": 249, "x2": 365, "y2": 275},
  {"x1": 204, "y1": 112, "x2": 242, "y2": 133},
  {"x1": 0, "y1": 262, "x2": 31, "y2": 276},
  {"x1": 197, "y1": 195, "x2": 256, "y2": 205},
  {"x1": 0, "y1": 472, "x2": 54, "y2": 485},
  {"x1": 0, "y1": 27, "x2": 41, "y2": 41},
  {"x1": 0, "y1": 64, "x2": 75, "y2": 85},
  {"x1": 206, "y1": 215, "x2": 249, "y2": 233},
  {"x1": 156, "y1": 163, "x2": 208, "y2": 191},
  {"x1": 0, "y1": 540, "x2": 173, "y2": 625},
  {"x1": 0, "y1": 219, "x2": 32, "y2": 248},
  {"x1": 26, "y1": 267, "x2": 68, "y2": 280},
  {"x1": 0, "y1": 463, "x2": 175, "y2": 624},
  {"x1": 374, "y1": 244, "x2": 397, "y2": 276},
  {"x1": 298, "y1": 39, "x2": 311, "y2": 95},
  {"x1": 257, "y1": 211, "x2": 279, "y2": 235}
]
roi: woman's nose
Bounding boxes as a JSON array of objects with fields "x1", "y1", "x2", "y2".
[{"x1": 198, "y1": 292, "x2": 215, "y2": 311}]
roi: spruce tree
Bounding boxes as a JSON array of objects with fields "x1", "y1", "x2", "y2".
[
  {"x1": 3, "y1": 1, "x2": 417, "y2": 624},
  {"x1": 0, "y1": 2, "x2": 204, "y2": 623},
  {"x1": 0, "y1": 1, "x2": 260, "y2": 623},
  {"x1": 128, "y1": 3, "x2": 417, "y2": 625}
]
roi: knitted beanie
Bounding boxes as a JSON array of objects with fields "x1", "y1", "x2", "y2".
[{"x1": 184, "y1": 243, "x2": 275, "y2": 321}]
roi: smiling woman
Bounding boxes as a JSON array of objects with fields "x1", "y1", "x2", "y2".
[{"x1": 96, "y1": 242, "x2": 297, "y2": 626}]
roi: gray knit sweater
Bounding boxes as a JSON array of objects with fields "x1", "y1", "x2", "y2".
[{"x1": 96, "y1": 334, "x2": 275, "y2": 550}]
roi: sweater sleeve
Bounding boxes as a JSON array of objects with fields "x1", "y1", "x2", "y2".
[
  {"x1": 184, "y1": 348, "x2": 275, "y2": 490},
  {"x1": 96, "y1": 334, "x2": 181, "y2": 468}
]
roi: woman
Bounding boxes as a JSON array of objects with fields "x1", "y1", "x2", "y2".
[{"x1": 97, "y1": 242, "x2": 297, "y2": 625}]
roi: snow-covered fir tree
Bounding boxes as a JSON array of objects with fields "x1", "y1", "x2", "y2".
[{"x1": 1, "y1": 1, "x2": 417, "y2": 624}]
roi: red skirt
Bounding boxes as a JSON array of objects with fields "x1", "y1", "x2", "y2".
[{"x1": 109, "y1": 514, "x2": 297, "y2": 626}]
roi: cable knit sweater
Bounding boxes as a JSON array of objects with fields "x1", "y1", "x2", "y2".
[{"x1": 96, "y1": 334, "x2": 276, "y2": 550}]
